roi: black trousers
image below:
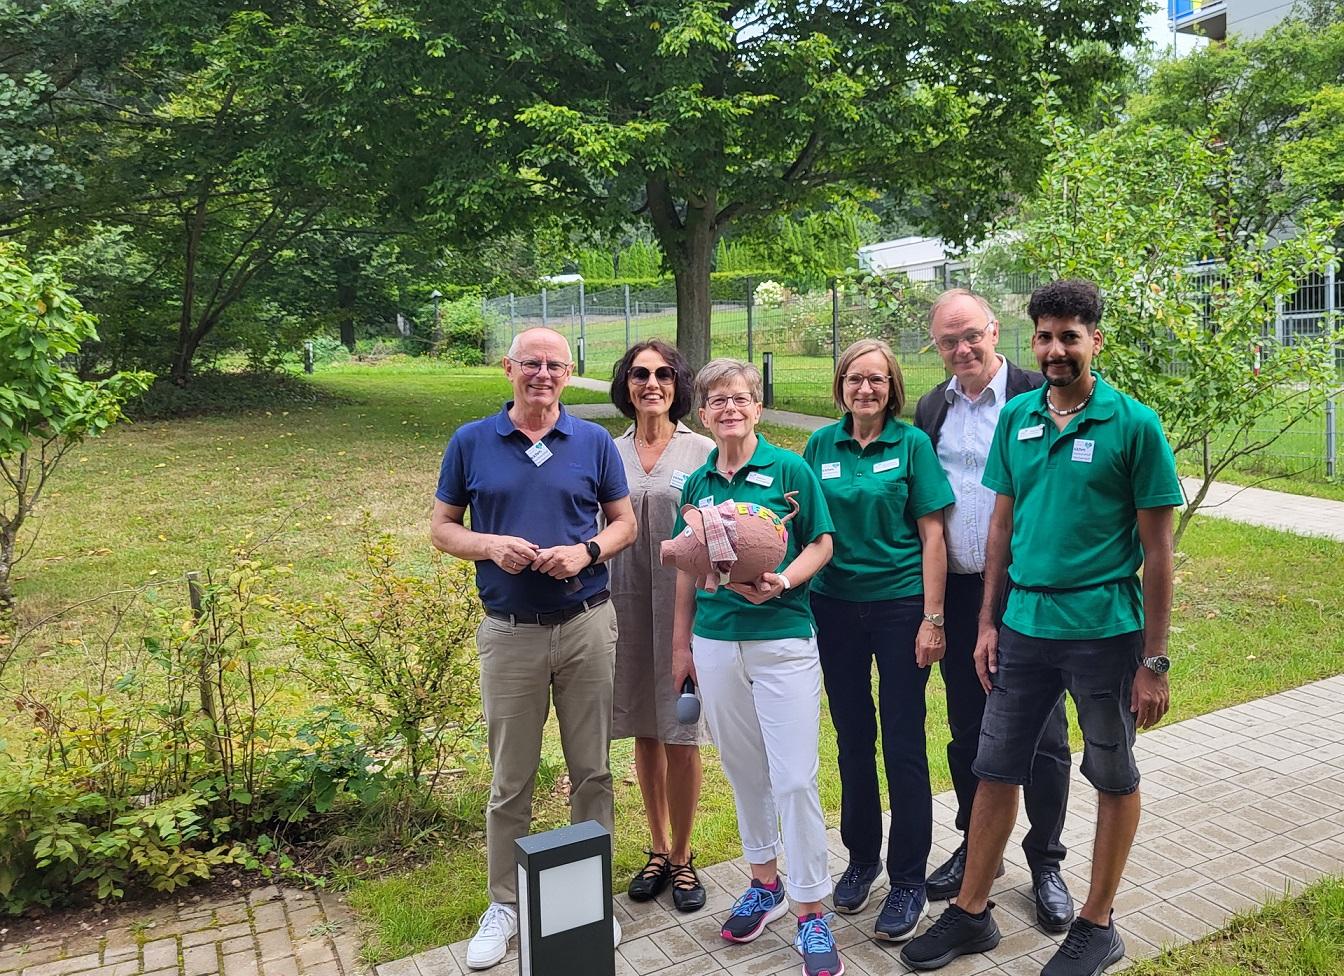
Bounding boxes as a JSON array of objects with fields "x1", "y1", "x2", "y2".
[
  {"x1": 940, "y1": 572, "x2": 1071, "y2": 873},
  {"x1": 812, "y1": 592, "x2": 931, "y2": 888}
]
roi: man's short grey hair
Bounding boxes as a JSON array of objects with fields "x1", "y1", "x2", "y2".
[
  {"x1": 694, "y1": 358, "x2": 763, "y2": 406},
  {"x1": 927, "y1": 288, "x2": 998, "y2": 332},
  {"x1": 506, "y1": 328, "x2": 573, "y2": 362}
]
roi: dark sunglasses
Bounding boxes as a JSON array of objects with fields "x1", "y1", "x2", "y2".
[{"x1": 630, "y1": 365, "x2": 677, "y2": 384}]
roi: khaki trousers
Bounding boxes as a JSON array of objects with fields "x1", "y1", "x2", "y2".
[{"x1": 477, "y1": 600, "x2": 618, "y2": 904}]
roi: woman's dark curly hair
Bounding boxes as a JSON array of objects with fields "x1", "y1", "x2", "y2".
[{"x1": 609, "y1": 339, "x2": 695, "y2": 422}]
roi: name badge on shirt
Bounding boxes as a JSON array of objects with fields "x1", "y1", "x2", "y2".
[
  {"x1": 873, "y1": 458, "x2": 901, "y2": 473},
  {"x1": 670, "y1": 469, "x2": 689, "y2": 490},
  {"x1": 1072, "y1": 439, "x2": 1096, "y2": 463},
  {"x1": 525, "y1": 440, "x2": 553, "y2": 466},
  {"x1": 745, "y1": 471, "x2": 774, "y2": 487},
  {"x1": 1018, "y1": 424, "x2": 1045, "y2": 441},
  {"x1": 821, "y1": 462, "x2": 842, "y2": 480},
  {"x1": 697, "y1": 495, "x2": 715, "y2": 508}
]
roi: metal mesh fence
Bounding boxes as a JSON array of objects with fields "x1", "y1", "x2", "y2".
[{"x1": 484, "y1": 274, "x2": 1340, "y2": 482}]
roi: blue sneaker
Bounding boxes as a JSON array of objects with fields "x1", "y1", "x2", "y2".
[
  {"x1": 874, "y1": 883, "x2": 928, "y2": 941},
  {"x1": 721, "y1": 878, "x2": 790, "y2": 943},
  {"x1": 833, "y1": 860, "x2": 882, "y2": 914},
  {"x1": 795, "y1": 913, "x2": 844, "y2": 976}
]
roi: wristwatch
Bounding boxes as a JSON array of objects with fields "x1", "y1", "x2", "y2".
[
  {"x1": 584, "y1": 540, "x2": 602, "y2": 566},
  {"x1": 1141, "y1": 655, "x2": 1171, "y2": 675},
  {"x1": 923, "y1": 612, "x2": 945, "y2": 627}
]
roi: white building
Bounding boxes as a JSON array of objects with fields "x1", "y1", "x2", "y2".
[
  {"x1": 1170, "y1": 0, "x2": 1297, "y2": 41},
  {"x1": 855, "y1": 236, "x2": 958, "y2": 282}
]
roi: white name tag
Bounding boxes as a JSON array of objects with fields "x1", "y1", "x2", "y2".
[
  {"x1": 525, "y1": 440, "x2": 553, "y2": 466},
  {"x1": 1072, "y1": 439, "x2": 1095, "y2": 463},
  {"x1": 821, "y1": 462, "x2": 842, "y2": 480},
  {"x1": 873, "y1": 458, "x2": 901, "y2": 473},
  {"x1": 697, "y1": 495, "x2": 715, "y2": 508},
  {"x1": 670, "y1": 469, "x2": 688, "y2": 490},
  {"x1": 745, "y1": 471, "x2": 774, "y2": 487},
  {"x1": 1018, "y1": 424, "x2": 1045, "y2": 441}
]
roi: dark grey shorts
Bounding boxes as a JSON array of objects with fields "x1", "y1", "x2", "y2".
[{"x1": 973, "y1": 626, "x2": 1144, "y2": 795}]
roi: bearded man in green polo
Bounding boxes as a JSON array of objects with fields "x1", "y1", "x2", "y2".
[{"x1": 903, "y1": 279, "x2": 1183, "y2": 976}]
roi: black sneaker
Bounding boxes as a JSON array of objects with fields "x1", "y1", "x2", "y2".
[
  {"x1": 721, "y1": 878, "x2": 790, "y2": 943},
  {"x1": 873, "y1": 884, "x2": 928, "y2": 942},
  {"x1": 924, "y1": 842, "x2": 1006, "y2": 901},
  {"x1": 832, "y1": 860, "x2": 882, "y2": 914},
  {"x1": 795, "y1": 912, "x2": 844, "y2": 976},
  {"x1": 1041, "y1": 914, "x2": 1125, "y2": 976},
  {"x1": 899, "y1": 903, "x2": 1001, "y2": 971}
]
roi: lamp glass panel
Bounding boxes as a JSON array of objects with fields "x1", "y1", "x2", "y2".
[
  {"x1": 518, "y1": 864, "x2": 532, "y2": 975},
  {"x1": 538, "y1": 855, "x2": 604, "y2": 936}
]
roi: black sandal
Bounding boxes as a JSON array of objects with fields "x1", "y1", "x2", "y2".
[
  {"x1": 628, "y1": 850, "x2": 671, "y2": 901},
  {"x1": 669, "y1": 855, "x2": 706, "y2": 913}
]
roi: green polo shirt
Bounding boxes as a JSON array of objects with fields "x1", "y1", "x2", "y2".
[
  {"x1": 673, "y1": 435, "x2": 834, "y2": 641},
  {"x1": 803, "y1": 415, "x2": 954, "y2": 602},
  {"x1": 982, "y1": 372, "x2": 1183, "y2": 640}
]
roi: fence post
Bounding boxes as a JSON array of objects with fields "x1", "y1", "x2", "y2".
[
  {"x1": 541, "y1": 288, "x2": 548, "y2": 330},
  {"x1": 746, "y1": 276, "x2": 755, "y2": 363},
  {"x1": 509, "y1": 293, "x2": 517, "y2": 341},
  {"x1": 762, "y1": 351, "x2": 775, "y2": 408},
  {"x1": 623, "y1": 284, "x2": 632, "y2": 350},
  {"x1": 578, "y1": 281, "x2": 587, "y2": 376},
  {"x1": 1326, "y1": 396, "x2": 1337, "y2": 479},
  {"x1": 303, "y1": 340, "x2": 314, "y2": 374},
  {"x1": 830, "y1": 278, "x2": 840, "y2": 374}
]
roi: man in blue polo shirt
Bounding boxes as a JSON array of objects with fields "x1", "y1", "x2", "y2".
[{"x1": 432, "y1": 327, "x2": 637, "y2": 970}]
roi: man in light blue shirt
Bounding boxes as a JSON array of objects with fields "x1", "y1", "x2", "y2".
[{"x1": 913, "y1": 289, "x2": 1074, "y2": 932}]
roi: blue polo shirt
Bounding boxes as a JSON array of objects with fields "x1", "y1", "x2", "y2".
[{"x1": 436, "y1": 402, "x2": 629, "y2": 614}]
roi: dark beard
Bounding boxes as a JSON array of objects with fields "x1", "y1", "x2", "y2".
[{"x1": 1044, "y1": 362, "x2": 1080, "y2": 387}]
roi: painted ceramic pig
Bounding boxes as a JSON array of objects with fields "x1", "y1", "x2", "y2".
[{"x1": 661, "y1": 493, "x2": 799, "y2": 592}]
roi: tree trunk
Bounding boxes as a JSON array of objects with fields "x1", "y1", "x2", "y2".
[
  {"x1": 647, "y1": 177, "x2": 718, "y2": 374},
  {"x1": 0, "y1": 520, "x2": 16, "y2": 616}
]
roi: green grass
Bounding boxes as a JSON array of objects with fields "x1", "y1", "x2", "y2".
[
  {"x1": 10, "y1": 360, "x2": 1344, "y2": 961},
  {"x1": 1127, "y1": 876, "x2": 1344, "y2": 976}
]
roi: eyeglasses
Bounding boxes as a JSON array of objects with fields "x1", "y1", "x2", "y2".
[
  {"x1": 933, "y1": 327, "x2": 993, "y2": 352},
  {"x1": 842, "y1": 373, "x2": 890, "y2": 389},
  {"x1": 509, "y1": 357, "x2": 572, "y2": 377},
  {"x1": 704, "y1": 393, "x2": 755, "y2": 410},
  {"x1": 630, "y1": 365, "x2": 676, "y2": 384}
]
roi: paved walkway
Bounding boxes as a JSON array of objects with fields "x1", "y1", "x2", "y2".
[
  {"x1": 0, "y1": 887, "x2": 367, "y2": 976},
  {"x1": 380, "y1": 673, "x2": 1344, "y2": 976},
  {"x1": 1180, "y1": 478, "x2": 1344, "y2": 542}
]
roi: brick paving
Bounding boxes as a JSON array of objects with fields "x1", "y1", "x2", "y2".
[
  {"x1": 0, "y1": 887, "x2": 367, "y2": 976},
  {"x1": 384, "y1": 673, "x2": 1344, "y2": 976}
]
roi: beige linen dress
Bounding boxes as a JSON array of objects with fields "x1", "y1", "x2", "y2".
[{"x1": 610, "y1": 422, "x2": 715, "y2": 744}]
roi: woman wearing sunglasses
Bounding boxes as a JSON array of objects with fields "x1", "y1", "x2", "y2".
[
  {"x1": 607, "y1": 340, "x2": 714, "y2": 912},
  {"x1": 802, "y1": 339, "x2": 954, "y2": 944}
]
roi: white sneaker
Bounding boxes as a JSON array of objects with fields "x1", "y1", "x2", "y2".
[
  {"x1": 613, "y1": 915, "x2": 622, "y2": 948},
  {"x1": 466, "y1": 903, "x2": 518, "y2": 970}
]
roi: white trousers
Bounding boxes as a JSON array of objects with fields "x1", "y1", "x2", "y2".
[{"x1": 693, "y1": 633, "x2": 833, "y2": 903}]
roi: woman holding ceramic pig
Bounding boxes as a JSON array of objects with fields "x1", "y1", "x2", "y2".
[{"x1": 667, "y1": 358, "x2": 843, "y2": 976}]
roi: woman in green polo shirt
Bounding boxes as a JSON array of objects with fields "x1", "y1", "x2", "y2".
[
  {"x1": 802, "y1": 338, "x2": 955, "y2": 943},
  {"x1": 668, "y1": 359, "x2": 843, "y2": 976}
]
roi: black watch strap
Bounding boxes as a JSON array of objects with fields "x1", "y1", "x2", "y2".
[{"x1": 584, "y1": 540, "x2": 602, "y2": 565}]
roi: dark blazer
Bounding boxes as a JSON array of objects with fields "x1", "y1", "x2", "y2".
[{"x1": 913, "y1": 358, "x2": 1045, "y2": 450}]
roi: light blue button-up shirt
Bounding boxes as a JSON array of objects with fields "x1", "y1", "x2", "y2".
[{"x1": 936, "y1": 355, "x2": 1010, "y2": 575}]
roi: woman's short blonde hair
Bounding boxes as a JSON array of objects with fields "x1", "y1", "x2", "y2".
[
  {"x1": 833, "y1": 339, "x2": 905, "y2": 418},
  {"x1": 695, "y1": 358, "x2": 763, "y2": 406}
]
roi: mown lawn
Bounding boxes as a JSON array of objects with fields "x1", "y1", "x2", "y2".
[{"x1": 8, "y1": 361, "x2": 1343, "y2": 961}]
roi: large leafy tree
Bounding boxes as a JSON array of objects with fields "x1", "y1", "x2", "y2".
[
  {"x1": 4, "y1": 1, "x2": 445, "y2": 384},
  {"x1": 397, "y1": 0, "x2": 1147, "y2": 369}
]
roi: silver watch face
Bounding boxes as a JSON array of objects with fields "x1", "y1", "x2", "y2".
[{"x1": 1144, "y1": 655, "x2": 1171, "y2": 674}]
